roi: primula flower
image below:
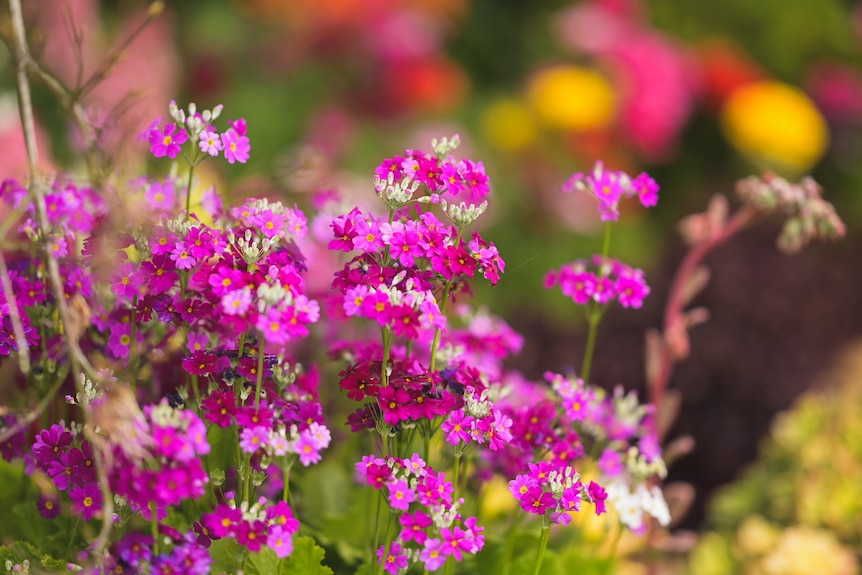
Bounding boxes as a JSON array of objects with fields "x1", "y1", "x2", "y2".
[
  {"x1": 267, "y1": 525, "x2": 294, "y2": 558},
  {"x1": 70, "y1": 483, "x2": 101, "y2": 520},
  {"x1": 387, "y1": 477, "x2": 415, "y2": 511},
  {"x1": 240, "y1": 426, "x2": 270, "y2": 453},
  {"x1": 562, "y1": 161, "x2": 660, "y2": 221},
  {"x1": 149, "y1": 123, "x2": 188, "y2": 159},
  {"x1": 199, "y1": 130, "x2": 223, "y2": 156},
  {"x1": 377, "y1": 541, "x2": 409, "y2": 575},
  {"x1": 420, "y1": 538, "x2": 447, "y2": 571},
  {"x1": 221, "y1": 129, "x2": 250, "y2": 164}
]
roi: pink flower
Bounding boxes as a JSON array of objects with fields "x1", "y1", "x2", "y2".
[
  {"x1": 221, "y1": 129, "x2": 250, "y2": 164},
  {"x1": 377, "y1": 541, "x2": 409, "y2": 575},
  {"x1": 267, "y1": 525, "x2": 294, "y2": 558},
  {"x1": 387, "y1": 478, "x2": 415, "y2": 511},
  {"x1": 199, "y1": 130, "x2": 223, "y2": 156},
  {"x1": 441, "y1": 409, "x2": 473, "y2": 446},
  {"x1": 148, "y1": 122, "x2": 188, "y2": 159},
  {"x1": 222, "y1": 287, "x2": 252, "y2": 316},
  {"x1": 420, "y1": 538, "x2": 446, "y2": 571},
  {"x1": 239, "y1": 426, "x2": 270, "y2": 453},
  {"x1": 292, "y1": 433, "x2": 322, "y2": 466}
]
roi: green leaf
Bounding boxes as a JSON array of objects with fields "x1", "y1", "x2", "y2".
[
  {"x1": 209, "y1": 538, "x2": 242, "y2": 575},
  {"x1": 246, "y1": 546, "x2": 280, "y2": 575},
  {"x1": 511, "y1": 548, "x2": 562, "y2": 575},
  {"x1": 280, "y1": 536, "x2": 333, "y2": 575}
]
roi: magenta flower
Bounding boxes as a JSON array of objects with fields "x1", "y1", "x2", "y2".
[
  {"x1": 441, "y1": 409, "x2": 474, "y2": 446},
  {"x1": 586, "y1": 480, "x2": 608, "y2": 515},
  {"x1": 240, "y1": 426, "x2": 270, "y2": 454},
  {"x1": 521, "y1": 486, "x2": 556, "y2": 515},
  {"x1": 201, "y1": 390, "x2": 237, "y2": 428},
  {"x1": 221, "y1": 129, "x2": 250, "y2": 164},
  {"x1": 399, "y1": 510, "x2": 432, "y2": 545},
  {"x1": 440, "y1": 526, "x2": 473, "y2": 561},
  {"x1": 377, "y1": 541, "x2": 409, "y2": 575},
  {"x1": 387, "y1": 477, "x2": 415, "y2": 511},
  {"x1": 70, "y1": 483, "x2": 101, "y2": 520},
  {"x1": 148, "y1": 123, "x2": 188, "y2": 159}
]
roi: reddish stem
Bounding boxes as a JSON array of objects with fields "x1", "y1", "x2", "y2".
[{"x1": 650, "y1": 205, "x2": 760, "y2": 436}]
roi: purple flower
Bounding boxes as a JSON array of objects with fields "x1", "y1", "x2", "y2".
[{"x1": 70, "y1": 483, "x2": 102, "y2": 520}]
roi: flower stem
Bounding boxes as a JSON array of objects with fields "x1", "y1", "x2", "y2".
[
  {"x1": 254, "y1": 334, "x2": 265, "y2": 410},
  {"x1": 184, "y1": 156, "x2": 197, "y2": 218},
  {"x1": 580, "y1": 222, "x2": 612, "y2": 383},
  {"x1": 282, "y1": 462, "x2": 291, "y2": 503},
  {"x1": 532, "y1": 523, "x2": 551, "y2": 575},
  {"x1": 581, "y1": 308, "x2": 600, "y2": 384},
  {"x1": 452, "y1": 452, "x2": 462, "y2": 500},
  {"x1": 150, "y1": 506, "x2": 159, "y2": 555}
]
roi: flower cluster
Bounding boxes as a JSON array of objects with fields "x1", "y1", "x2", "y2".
[
  {"x1": 356, "y1": 454, "x2": 485, "y2": 573},
  {"x1": 0, "y1": 176, "x2": 106, "y2": 359},
  {"x1": 509, "y1": 462, "x2": 607, "y2": 525},
  {"x1": 107, "y1": 529, "x2": 212, "y2": 575},
  {"x1": 341, "y1": 360, "x2": 455, "y2": 431},
  {"x1": 203, "y1": 497, "x2": 300, "y2": 558},
  {"x1": 109, "y1": 400, "x2": 210, "y2": 517},
  {"x1": 544, "y1": 256, "x2": 650, "y2": 309},
  {"x1": 374, "y1": 135, "x2": 491, "y2": 205},
  {"x1": 141, "y1": 101, "x2": 250, "y2": 164},
  {"x1": 562, "y1": 161, "x2": 659, "y2": 221},
  {"x1": 30, "y1": 423, "x2": 100, "y2": 520},
  {"x1": 441, "y1": 386, "x2": 513, "y2": 452}
]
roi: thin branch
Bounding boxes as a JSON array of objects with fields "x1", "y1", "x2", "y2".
[{"x1": 7, "y1": 0, "x2": 114, "y2": 561}]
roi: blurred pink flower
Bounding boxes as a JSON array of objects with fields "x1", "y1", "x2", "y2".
[
  {"x1": 28, "y1": 2, "x2": 179, "y2": 167},
  {"x1": 555, "y1": 1, "x2": 698, "y2": 161}
]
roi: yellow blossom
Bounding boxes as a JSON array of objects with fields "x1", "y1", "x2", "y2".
[
  {"x1": 527, "y1": 65, "x2": 616, "y2": 131},
  {"x1": 721, "y1": 81, "x2": 828, "y2": 174}
]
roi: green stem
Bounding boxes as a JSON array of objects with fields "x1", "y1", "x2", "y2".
[
  {"x1": 500, "y1": 510, "x2": 524, "y2": 575},
  {"x1": 150, "y1": 506, "x2": 159, "y2": 555},
  {"x1": 452, "y1": 452, "x2": 462, "y2": 501},
  {"x1": 129, "y1": 295, "x2": 138, "y2": 387},
  {"x1": 581, "y1": 308, "x2": 600, "y2": 384},
  {"x1": 533, "y1": 523, "x2": 551, "y2": 575},
  {"x1": 372, "y1": 489, "x2": 384, "y2": 574},
  {"x1": 381, "y1": 208, "x2": 395, "y2": 264},
  {"x1": 603, "y1": 521, "x2": 624, "y2": 574},
  {"x1": 184, "y1": 156, "x2": 197, "y2": 218},
  {"x1": 65, "y1": 516, "x2": 81, "y2": 559},
  {"x1": 254, "y1": 334, "x2": 265, "y2": 410},
  {"x1": 580, "y1": 223, "x2": 613, "y2": 383},
  {"x1": 282, "y1": 462, "x2": 291, "y2": 503}
]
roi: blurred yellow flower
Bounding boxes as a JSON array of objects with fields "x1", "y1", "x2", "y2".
[
  {"x1": 757, "y1": 526, "x2": 858, "y2": 575},
  {"x1": 721, "y1": 81, "x2": 828, "y2": 174},
  {"x1": 735, "y1": 515, "x2": 779, "y2": 557},
  {"x1": 527, "y1": 65, "x2": 616, "y2": 131},
  {"x1": 481, "y1": 98, "x2": 537, "y2": 152}
]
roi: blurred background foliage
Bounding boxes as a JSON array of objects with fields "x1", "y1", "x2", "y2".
[{"x1": 4, "y1": 0, "x2": 862, "y2": 543}]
